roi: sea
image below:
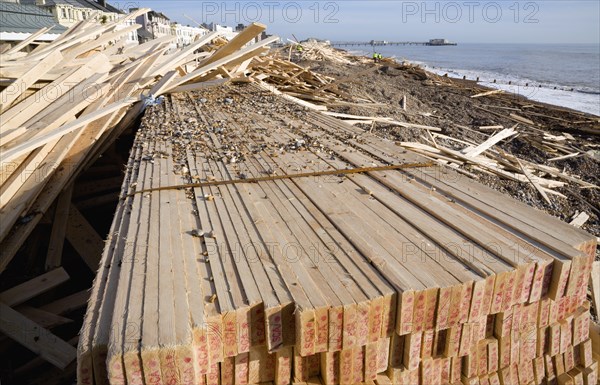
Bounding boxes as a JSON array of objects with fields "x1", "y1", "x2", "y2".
[{"x1": 348, "y1": 43, "x2": 600, "y2": 116}]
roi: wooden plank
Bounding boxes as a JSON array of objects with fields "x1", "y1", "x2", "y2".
[
  {"x1": 45, "y1": 184, "x2": 74, "y2": 270},
  {"x1": 471, "y1": 89, "x2": 504, "y2": 98},
  {"x1": 199, "y1": 23, "x2": 266, "y2": 67},
  {"x1": 1, "y1": 97, "x2": 136, "y2": 163},
  {"x1": 65, "y1": 204, "x2": 104, "y2": 271},
  {"x1": 257, "y1": 80, "x2": 327, "y2": 111},
  {"x1": 140, "y1": 142, "x2": 165, "y2": 385},
  {"x1": 61, "y1": 24, "x2": 141, "y2": 60},
  {"x1": 88, "y1": 145, "x2": 144, "y2": 385},
  {"x1": 16, "y1": 306, "x2": 73, "y2": 329},
  {"x1": 570, "y1": 212, "x2": 590, "y2": 228},
  {"x1": 165, "y1": 144, "x2": 196, "y2": 382},
  {"x1": 164, "y1": 36, "x2": 278, "y2": 93},
  {"x1": 106, "y1": 142, "x2": 150, "y2": 385},
  {"x1": 517, "y1": 158, "x2": 552, "y2": 205},
  {"x1": 0, "y1": 302, "x2": 76, "y2": 369},
  {"x1": 151, "y1": 31, "x2": 221, "y2": 77},
  {"x1": 463, "y1": 127, "x2": 518, "y2": 158},
  {"x1": 40, "y1": 290, "x2": 89, "y2": 315},
  {"x1": 590, "y1": 261, "x2": 600, "y2": 318},
  {"x1": 3, "y1": 26, "x2": 54, "y2": 56},
  {"x1": 0, "y1": 268, "x2": 69, "y2": 307},
  {"x1": 0, "y1": 49, "x2": 63, "y2": 112}
]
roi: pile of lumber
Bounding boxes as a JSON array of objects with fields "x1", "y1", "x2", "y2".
[
  {"x1": 240, "y1": 58, "x2": 387, "y2": 111},
  {"x1": 0, "y1": 14, "x2": 280, "y2": 381},
  {"x1": 285, "y1": 40, "x2": 355, "y2": 64},
  {"x1": 77, "y1": 83, "x2": 598, "y2": 385}
]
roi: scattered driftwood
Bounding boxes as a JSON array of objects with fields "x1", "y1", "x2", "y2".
[
  {"x1": 401, "y1": 126, "x2": 598, "y2": 203},
  {"x1": 471, "y1": 89, "x2": 504, "y2": 98}
]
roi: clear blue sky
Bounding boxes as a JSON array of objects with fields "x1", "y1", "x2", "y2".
[{"x1": 125, "y1": 1, "x2": 600, "y2": 44}]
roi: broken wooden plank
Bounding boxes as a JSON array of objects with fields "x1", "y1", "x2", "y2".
[
  {"x1": 463, "y1": 127, "x2": 518, "y2": 158},
  {"x1": 549, "y1": 152, "x2": 581, "y2": 162},
  {"x1": 516, "y1": 158, "x2": 552, "y2": 205},
  {"x1": 570, "y1": 212, "x2": 590, "y2": 228}
]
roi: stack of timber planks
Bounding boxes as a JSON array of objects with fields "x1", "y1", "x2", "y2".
[
  {"x1": 0, "y1": 13, "x2": 279, "y2": 380},
  {"x1": 78, "y1": 84, "x2": 599, "y2": 385}
]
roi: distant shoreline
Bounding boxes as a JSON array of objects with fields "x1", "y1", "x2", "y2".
[{"x1": 331, "y1": 45, "x2": 600, "y2": 116}]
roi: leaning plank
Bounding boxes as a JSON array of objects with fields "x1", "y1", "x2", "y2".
[
  {"x1": 151, "y1": 31, "x2": 221, "y2": 77},
  {"x1": 61, "y1": 24, "x2": 141, "y2": 60},
  {"x1": 163, "y1": 36, "x2": 279, "y2": 93},
  {"x1": 1, "y1": 97, "x2": 137, "y2": 164},
  {"x1": 199, "y1": 23, "x2": 266, "y2": 67},
  {"x1": 0, "y1": 302, "x2": 76, "y2": 369},
  {"x1": 1, "y1": 71, "x2": 109, "y2": 142},
  {"x1": 14, "y1": 336, "x2": 78, "y2": 381},
  {"x1": 0, "y1": 90, "x2": 133, "y2": 274},
  {"x1": 0, "y1": 49, "x2": 62, "y2": 112},
  {"x1": 0, "y1": 268, "x2": 69, "y2": 307},
  {"x1": 65, "y1": 204, "x2": 104, "y2": 271},
  {"x1": 3, "y1": 26, "x2": 54, "y2": 56},
  {"x1": 0, "y1": 54, "x2": 110, "y2": 132}
]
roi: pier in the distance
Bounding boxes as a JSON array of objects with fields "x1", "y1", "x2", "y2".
[{"x1": 332, "y1": 38, "x2": 457, "y2": 46}]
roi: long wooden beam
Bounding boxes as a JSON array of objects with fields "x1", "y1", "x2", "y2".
[
  {"x1": 65, "y1": 204, "x2": 104, "y2": 271},
  {"x1": 0, "y1": 268, "x2": 69, "y2": 307},
  {"x1": 0, "y1": 302, "x2": 76, "y2": 369}
]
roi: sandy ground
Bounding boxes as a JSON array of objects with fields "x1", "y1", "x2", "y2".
[{"x1": 297, "y1": 56, "x2": 600, "y2": 240}]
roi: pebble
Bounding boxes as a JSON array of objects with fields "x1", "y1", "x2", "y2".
[{"x1": 191, "y1": 229, "x2": 204, "y2": 237}]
